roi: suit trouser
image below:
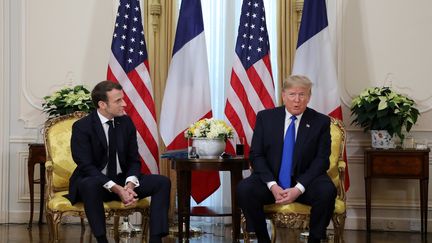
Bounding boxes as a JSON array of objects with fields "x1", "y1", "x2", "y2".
[
  {"x1": 237, "y1": 174, "x2": 336, "y2": 242},
  {"x1": 77, "y1": 174, "x2": 171, "y2": 238}
]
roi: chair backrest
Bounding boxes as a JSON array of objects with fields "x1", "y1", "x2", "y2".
[
  {"x1": 44, "y1": 111, "x2": 87, "y2": 191},
  {"x1": 327, "y1": 117, "x2": 346, "y2": 190}
]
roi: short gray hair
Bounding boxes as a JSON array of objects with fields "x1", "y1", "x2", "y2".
[{"x1": 282, "y1": 75, "x2": 312, "y2": 94}]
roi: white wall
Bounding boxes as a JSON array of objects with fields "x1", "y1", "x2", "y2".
[
  {"x1": 2, "y1": 0, "x2": 432, "y2": 232},
  {"x1": 341, "y1": 0, "x2": 432, "y2": 231},
  {"x1": 4, "y1": 0, "x2": 115, "y2": 222}
]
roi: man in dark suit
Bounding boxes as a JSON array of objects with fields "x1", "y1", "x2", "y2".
[
  {"x1": 67, "y1": 80, "x2": 170, "y2": 243},
  {"x1": 237, "y1": 75, "x2": 336, "y2": 243}
]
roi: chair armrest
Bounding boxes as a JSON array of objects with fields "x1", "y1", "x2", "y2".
[
  {"x1": 336, "y1": 160, "x2": 346, "y2": 201},
  {"x1": 337, "y1": 160, "x2": 346, "y2": 170},
  {"x1": 45, "y1": 160, "x2": 54, "y2": 200},
  {"x1": 46, "y1": 160, "x2": 53, "y2": 170}
]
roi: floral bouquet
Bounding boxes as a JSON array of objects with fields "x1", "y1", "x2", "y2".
[
  {"x1": 184, "y1": 118, "x2": 234, "y2": 140},
  {"x1": 42, "y1": 85, "x2": 95, "y2": 118}
]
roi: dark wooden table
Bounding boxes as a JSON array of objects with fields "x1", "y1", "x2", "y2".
[
  {"x1": 170, "y1": 157, "x2": 249, "y2": 242},
  {"x1": 27, "y1": 143, "x2": 46, "y2": 229},
  {"x1": 364, "y1": 148, "x2": 430, "y2": 234}
]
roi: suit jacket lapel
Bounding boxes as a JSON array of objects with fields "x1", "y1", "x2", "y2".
[
  {"x1": 274, "y1": 106, "x2": 287, "y2": 176},
  {"x1": 92, "y1": 111, "x2": 108, "y2": 149},
  {"x1": 293, "y1": 108, "x2": 312, "y2": 170}
]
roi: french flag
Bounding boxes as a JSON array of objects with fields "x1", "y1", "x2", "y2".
[
  {"x1": 292, "y1": 0, "x2": 349, "y2": 190},
  {"x1": 159, "y1": 0, "x2": 220, "y2": 203}
]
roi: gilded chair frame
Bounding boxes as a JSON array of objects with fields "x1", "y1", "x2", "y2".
[
  {"x1": 44, "y1": 111, "x2": 150, "y2": 242},
  {"x1": 241, "y1": 117, "x2": 347, "y2": 243}
]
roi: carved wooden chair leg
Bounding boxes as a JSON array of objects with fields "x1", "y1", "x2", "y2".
[
  {"x1": 80, "y1": 217, "x2": 85, "y2": 231},
  {"x1": 113, "y1": 215, "x2": 120, "y2": 243},
  {"x1": 240, "y1": 212, "x2": 252, "y2": 243},
  {"x1": 46, "y1": 212, "x2": 54, "y2": 241},
  {"x1": 269, "y1": 220, "x2": 276, "y2": 243},
  {"x1": 332, "y1": 213, "x2": 346, "y2": 243},
  {"x1": 52, "y1": 212, "x2": 62, "y2": 242},
  {"x1": 141, "y1": 210, "x2": 149, "y2": 243}
]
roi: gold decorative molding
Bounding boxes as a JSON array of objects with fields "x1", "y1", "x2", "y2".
[
  {"x1": 295, "y1": 0, "x2": 304, "y2": 31},
  {"x1": 276, "y1": 0, "x2": 303, "y2": 101},
  {"x1": 150, "y1": 0, "x2": 162, "y2": 32}
]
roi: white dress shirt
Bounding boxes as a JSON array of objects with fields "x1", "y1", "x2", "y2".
[
  {"x1": 97, "y1": 111, "x2": 139, "y2": 191},
  {"x1": 266, "y1": 109, "x2": 305, "y2": 194}
]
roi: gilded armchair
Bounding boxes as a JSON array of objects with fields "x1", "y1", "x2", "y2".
[
  {"x1": 241, "y1": 117, "x2": 347, "y2": 243},
  {"x1": 44, "y1": 111, "x2": 150, "y2": 242}
]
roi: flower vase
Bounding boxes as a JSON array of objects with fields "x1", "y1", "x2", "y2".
[
  {"x1": 371, "y1": 130, "x2": 395, "y2": 149},
  {"x1": 191, "y1": 138, "x2": 226, "y2": 159}
]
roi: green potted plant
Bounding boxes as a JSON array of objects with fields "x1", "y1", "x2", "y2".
[
  {"x1": 42, "y1": 85, "x2": 95, "y2": 118},
  {"x1": 350, "y1": 86, "x2": 420, "y2": 148}
]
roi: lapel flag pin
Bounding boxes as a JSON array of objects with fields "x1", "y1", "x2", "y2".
[{"x1": 306, "y1": 124, "x2": 310, "y2": 128}]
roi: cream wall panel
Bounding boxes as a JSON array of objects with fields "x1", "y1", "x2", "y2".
[
  {"x1": 341, "y1": 1, "x2": 432, "y2": 231},
  {"x1": 19, "y1": 0, "x2": 115, "y2": 128},
  {"x1": 342, "y1": 0, "x2": 432, "y2": 115},
  {"x1": 7, "y1": 0, "x2": 119, "y2": 223},
  {"x1": 1, "y1": 0, "x2": 11, "y2": 223}
]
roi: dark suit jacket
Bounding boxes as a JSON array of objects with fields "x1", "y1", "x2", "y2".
[
  {"x1": 67, "y1": 111, "x2": 141, "y2": 204},
  {"x1": 250, "y1": 106, "x2": 331, "y2": 188}
]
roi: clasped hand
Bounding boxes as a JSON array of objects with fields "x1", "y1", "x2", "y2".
[
  {"x1": 270, "y1": 184, "x2": 301, "y2": 204},
  {"x1": 112, "y1": 184, "x2": 138, "y2": 206}
]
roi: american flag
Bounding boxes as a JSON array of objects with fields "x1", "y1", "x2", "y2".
[
  {"x1": 107, "y1": 0, "x2": 159, "y2": 174},
  {"x1": 225, "y1": 0, "x2": 275, "y2": 157}
]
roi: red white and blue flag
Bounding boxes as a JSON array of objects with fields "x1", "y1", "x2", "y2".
[
  {"x1": 224, "y1": 0, "x2": 276, "y2": 158},
  {"x1": 107, "y1": 0, "x2": 159, "y2": 174},
  {"x1": 292, "y1": 0, "x2": 349, "y2": 190},
  {"x1": 160, "y1": 0, "x2": 220, "y2": 203}
]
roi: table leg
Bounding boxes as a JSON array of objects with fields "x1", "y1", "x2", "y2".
[
  {"x1": 230, "y1": 169, "x2": 242, "y2": 242},
  {"x1": 420, "y1": 178, "x2": 428, "y2": 234},
  {"x1": 185, "y1": 171, "x2": 191, "y2": 239},
  {"x1": 365, "y1": 177, "x2": 371, "y2": 232},
  {"x1": 38, "y1": 162, "x2": 45, "y2": 224},
  {"x1": 27, "y1": 155, "x2": 35, "y2": 229},
  {"x1": 177, "y1": 169, "x2": 191, "y2": 241}
]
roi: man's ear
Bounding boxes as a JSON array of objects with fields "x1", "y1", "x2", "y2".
[
  {"x1": 281, "y1": 90, "x2": 287, "y2": 103},
  {"x1": 98, "y1": 100, "x2": 106, "y2": 109}
]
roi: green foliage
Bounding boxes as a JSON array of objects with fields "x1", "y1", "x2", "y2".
[
  {"x1": 350, "y1": 87, "x2": 420, "y2": 141},
  {"x1": 42, "y1": 85, "x2": 95, "y2": 118}
]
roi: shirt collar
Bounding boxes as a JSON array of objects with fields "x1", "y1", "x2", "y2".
[
  {"x1": 285, "y1": 108, "x2": 304, "y2": 122},
  {"x1": 97, "y1": 110, "x2": 113, "y2": 125}
]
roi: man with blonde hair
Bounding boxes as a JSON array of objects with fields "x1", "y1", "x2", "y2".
[{"x1": 237, "y1": 75, "x2": 336, "y2": 243}]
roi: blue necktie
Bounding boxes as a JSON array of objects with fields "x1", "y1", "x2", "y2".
[{"x1": 279, "y1": 115, "x2": 297, "y2": 189}]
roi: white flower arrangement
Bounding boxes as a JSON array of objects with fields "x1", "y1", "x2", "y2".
[{"x1": 184, "y1": 118, "x2": 234, "y2": 140}]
